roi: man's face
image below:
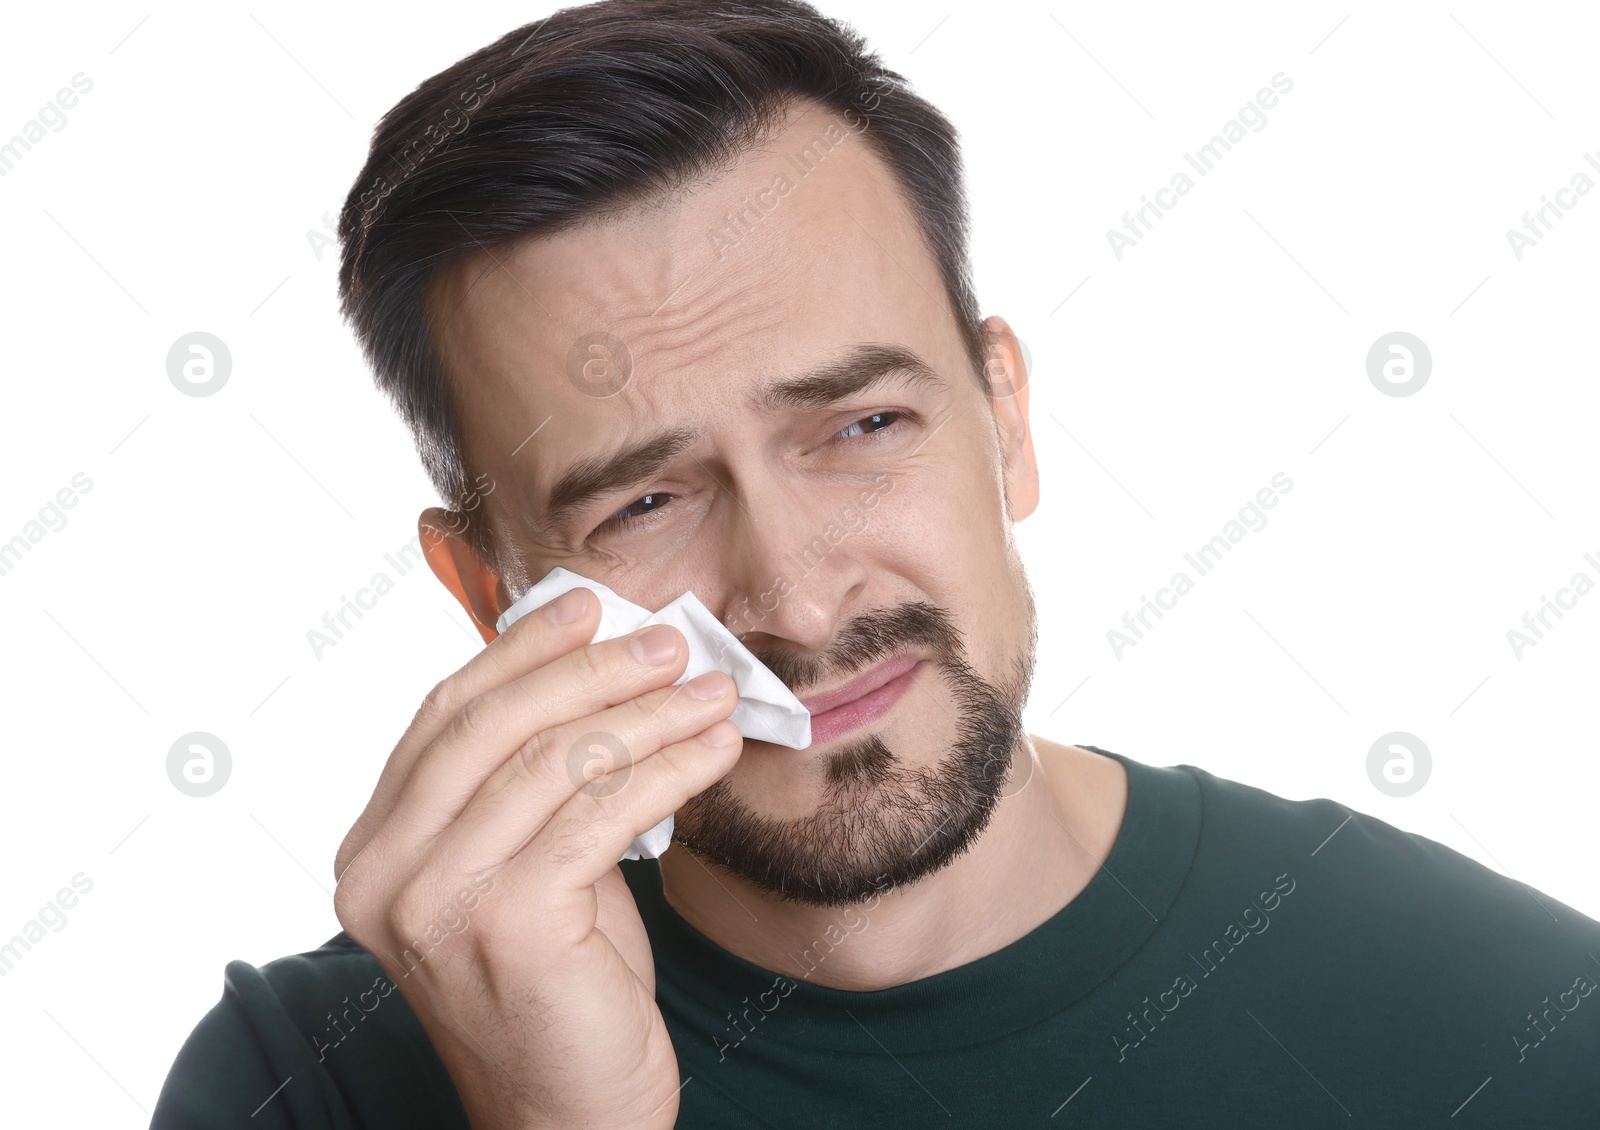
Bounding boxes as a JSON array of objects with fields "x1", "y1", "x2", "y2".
[{"x1": 430, "y1": 100, "x2": 1038, "y2": 905}]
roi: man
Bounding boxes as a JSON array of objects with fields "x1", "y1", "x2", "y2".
[{"x1": 154, "y1": 1, "x2": 1600, "y2": 1125}]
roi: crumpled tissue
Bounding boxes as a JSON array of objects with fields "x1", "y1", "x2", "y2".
[{"x1": 495, "y1": 567, "x2": 811, "y2": 861}]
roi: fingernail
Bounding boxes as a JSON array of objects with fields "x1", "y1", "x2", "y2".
[
  {"x1": 630, "y1": 625, "x2": 679, "y2": 666},
  {"x1": 544, "y1": 589, "x2": 589, "y2": 625},
  {"x1": 701, "y1": 720, "x2": 741, "y2": 747},
  {"x1": 685, "y1": 670, "x2": 729, "y2": 700}
]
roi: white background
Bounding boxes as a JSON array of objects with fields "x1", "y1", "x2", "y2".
[{"x1": 1, "y1": 1, "x2": 1595, "y2": 1124}]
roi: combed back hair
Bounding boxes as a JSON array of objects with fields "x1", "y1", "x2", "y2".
[{"x1": 337, "y1": 0, "x2": 986, "y2": 570}]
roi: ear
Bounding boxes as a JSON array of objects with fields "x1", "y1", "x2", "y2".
[
  {"x1": 982, "y1": 315, "x2": 1039, "y2": 522},
  {"x1": 418, "y1": 507, "x2": 507, "y2": 644}
]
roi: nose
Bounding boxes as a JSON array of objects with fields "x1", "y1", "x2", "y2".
[{"x1": 714, "y1": 476, "x2": 870, "y2": 656}]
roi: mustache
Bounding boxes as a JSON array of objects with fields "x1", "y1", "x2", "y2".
[{"x1": 747, "y1": 601, "x2": 966, "y2": 696}]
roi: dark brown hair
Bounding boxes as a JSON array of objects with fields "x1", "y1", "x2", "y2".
[{"x1": 337, "y1": 0, "x2": 985, "y2": 568}]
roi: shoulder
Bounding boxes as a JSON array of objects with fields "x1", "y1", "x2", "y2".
[
  {"x1": 1083, "y1": 744, "x2": 1600, "y2": 966},
  {"x1": 1165, "y1": 758, "x2": 1600, "y2": 985},
  {"x1": 1070, "y1": 749, "x2": 1600, "y2": 1119},
  {"x1": 1184, "y1": 761, "x2": 1580, "y2": 907},
  {"x1": 152, "y1": 933, "x2": 468, "y2": 1129},
  {"x1": 233, "y1": 931, "x2": 393, "y2": 1019}
]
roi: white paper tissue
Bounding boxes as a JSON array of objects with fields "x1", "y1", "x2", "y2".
[{"x1": 494, "y1": 567, "x2": 812, "y2": 861}]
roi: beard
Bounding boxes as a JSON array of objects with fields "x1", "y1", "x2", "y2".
[{"x1": 671, "y1": 592, "x2": 1037, "y2": 908}]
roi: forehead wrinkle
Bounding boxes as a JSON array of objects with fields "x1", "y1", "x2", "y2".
[{"x1": 620, "y1": 278, "x2": 790, "y2": 394}]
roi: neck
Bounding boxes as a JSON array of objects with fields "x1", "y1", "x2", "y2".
[{"x1": 655, "y1": 737, "x2": 1129, "y2": 991}]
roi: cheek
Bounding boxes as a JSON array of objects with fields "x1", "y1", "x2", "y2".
[
  {"x1": 873, "y1": 416, "x2": 1006, "y2": 553},
  {"x1": 862, "y1": 477, "x2": 959, "y2": 574},
  {"x1": 862, "y1": 466, "x2": 1026, "y2": 670}
]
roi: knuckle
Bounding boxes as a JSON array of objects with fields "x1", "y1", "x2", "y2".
[
  {"x1": 333, "y1": 831, "x2": 364, "y2": 886},
  {"x1": 515, "y1": 727, "x2": 556, "y2": 782},
  {"x1": 464, "y1": 892, "x2": 506, "y2": 941},
  {"x1": 570, "y1": 639, "x2": 613, "y2": 691},
  {"x1": 333, "y1": 857, "x2": 379, "y2": 937},
  {"x1": 632, "y1": 681, "x2": 695, "y2": 729},
  {"x1": 415, "y1": 676, "x2": 457, "y2": 727},
  {"x1": 332, "y1": 881, "x2": 358, "y2": 930},
  {"x1": 564, "y1": 731, "x2": 633, "y2": 797},
  {"x1": 545, "y1": 819, "x2": 600, "y2": 868},
  {"x1": 454, "y1": 693, "x2": 500, "y2": 743},
  {"x1": 583, "y1": 784, "x2": 627, "y2": 826},
  {"x1": 387, "y1": 879, "x2": 436, "y2": 939}
]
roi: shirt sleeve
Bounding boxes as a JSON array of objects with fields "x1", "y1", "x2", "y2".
[
  {"x1": 150, "y1": 959, "x2": 360, "y2": 1130},
  {"x1": 151, "y1": 934, "x2": 471, "y2": 1130}
]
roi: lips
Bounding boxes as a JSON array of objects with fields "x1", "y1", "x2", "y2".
[
  {"x1": 800, "y1": 653, "x2": 923, "y2": 746},
  {"x1": 799, "y1": 653, "x2": 920, "y2": 714}
]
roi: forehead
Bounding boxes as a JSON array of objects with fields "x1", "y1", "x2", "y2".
[{"x1": 427, "y1": 99, "x2": 963, "y2": 493}]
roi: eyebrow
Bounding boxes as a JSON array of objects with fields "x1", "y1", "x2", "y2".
[
  {"x1": 757, "y1": 343, "x2": 948, "y2": 411},
  {"x1": 539, "y1": 343, "x2": 946, "y2": 529}
]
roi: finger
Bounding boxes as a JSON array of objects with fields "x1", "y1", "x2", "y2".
[
  {"x1": 396, "y1": 621, "x2": 691, "y2": 817},
  {"x1": 422, "y1": 669, "x2": 739, "y2": 876},
  {"x1": 516, "y1": 719, "x2": 744, "y2": 919},
  {"x1": 366, "y1": 622, "x2": 694, "y2": 862},
  {"x1": 336, "y1": 587, "x2": 601, "y2": 878}
]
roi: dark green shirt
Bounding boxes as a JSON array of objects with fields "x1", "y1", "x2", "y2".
[{"x1": 152, "y1": 747, "x2": 1600, "y2": 1127}]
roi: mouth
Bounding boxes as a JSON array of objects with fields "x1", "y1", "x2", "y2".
[{"x1": 800, "y1": 653, "x2": 924, "y2": 746}]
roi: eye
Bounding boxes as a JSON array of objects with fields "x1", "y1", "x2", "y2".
[
  {"x1": 834, "y1": 411, "x2": 904, "y2": 440},
  {"x1": 588, "y1": 409, "x2": 915, "y2": 540},
  {"x1": 596, "y1": 492, "x2": 674, "y2": 536}
]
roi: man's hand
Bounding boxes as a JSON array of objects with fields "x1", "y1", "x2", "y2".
[{"x1": 332, "y1": 587, "x2": 742, "y2": 1129}]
